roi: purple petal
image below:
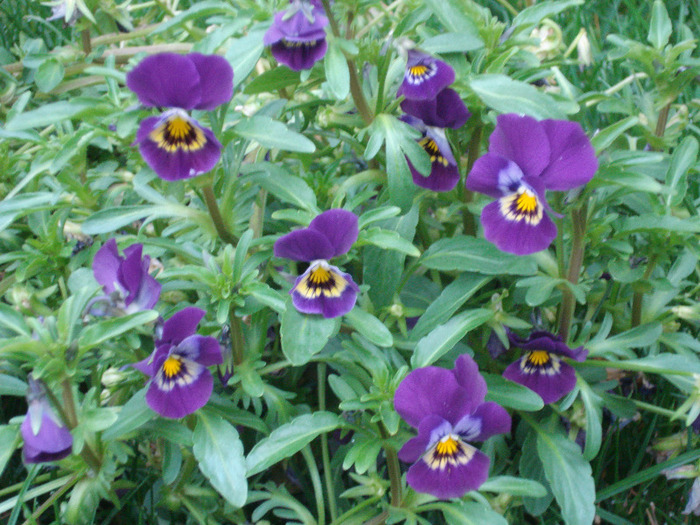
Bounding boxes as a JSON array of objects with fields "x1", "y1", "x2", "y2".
[
  {"x1": 263, "y1": 7, "x2": 328, "y2": 45},
  {"x1": 455, "y1": 402, "x2": 511, "y2": 442},
  {"x1": 398, "y1": 50, "x2": 455, "y2": 101},
  {"x1": 400, "y1": 88, "x2": 470, "y2": 129},
  {"x1": 118, "y1": 244, "x2": 145, "y2": 303},
  {"x1": 93, "y1": 239, "x2": 121, "y2": 294},
  {"x1": 270, "y1": 39, "x2": 328, "y2": 71},
  {"x1": 21, "y1": 407, "x2": 73, "y2": 455},
  {"x1": 394, "y1": 367, "x2": 472, "y2": 428},
  {"x1": 451, "y1": 354, "x2": 487, "y2": 410},
  {"x1": 135, "y1": 114, "x2": 222, "y2": 181},
  {"x1": 480, "y1": 199, "x2": 557, "y2": 255},
  {"x1": 290, "y1": 265, "x2": 359, "y2": 318},
  {"x1": 131, "y1": 354, "x2": 156, "y2": 376},
  {"x1": 274, "y1": 228, "x2": 336, "y2": 262},
  {"x1": 488, "y1": 114, "x2": 550, "y2": 179},
  {"x1": 188, "y1": 53, "x2": 234, "y2": 110},
  {"x1": 539, "y1": 119, "x2": 598, "y2": 191},
  {"x1": 409, "y1": 157, "x2": 460, "y2": 191},
  {"x1": 508, "y1": 330, "x2": 588, "y2": 361},
  {"x1": 466, "y1": 154, "x2": 525, "y2": 199},
  {"x1": 146, "y1": 365, "x2": 213, "y2": 419},
  {"x1": 309, "y1": 209, "x2": 359, "y2": 257},
  {"x1": 406, "y1": 447, "x2": 490, "y2": 499},
  {"x1": 503, "y1": 356, "x2": 577, "y2": 404},
  {"x1": 398, "y1": 414, "x2": 449, "y2": 463},
  {"x1": 176, "y1": 335, "x2": 223, "y2": 367},
  {"x1": 159, "y1": 307, "x2": 206, "y2": 346},
  {"x1": 126, "y1": 53, "x2": 202, "y2": 110},
  {"x1": 131, "y1": 272, "x2": 161, "y2": 311}
]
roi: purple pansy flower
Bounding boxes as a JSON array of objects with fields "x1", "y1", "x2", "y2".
[
  {"x1": 263, "y1": 0, "x2": 329, "y2": 71},
  {"x1": 21, "y1": 376, "x2": 73, "y2": 464},
  {"x1": 91, "y1": 239, "x2": 161, "y2": 316},
  {"x1": 126, "y1": 52, "x2": 233, "y2": 181},
  {"x1": 466, "y1": 113, "x2": 598, "y2": 255},
  {"x1": 274, "y1": 209, "x2": 360, "y2": 318},
  {"x1": 503, "y1": 330, "x2": 588, "y2": 404},
  {"x1": 133, "y1": 307, "x2": 222, "y2": 419},
  {"x1": 394, "y1": 354, "x2": 511, "y2": 499},
  {"x1": 401, "y1": 88, "x2": 470, "y2": 130},
  {"x1": 398, "y1": 50, "x2": 455, "y2": 101}
]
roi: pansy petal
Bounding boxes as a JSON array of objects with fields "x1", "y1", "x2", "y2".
[
  {"x1": 23, "y1": 442, "x2": 72, "y2": 464},
  {"x1": 126, "y1": 53, "x2": 202, "y2": 110},
  {"x1": 309, "y1": 209, "x2": 359, "y2": 257},
  {"x1": 398, "y1": 50, "x2": 455, "y2": 101},
  {"x1": 503, "y1": 357, "x2": 577, "y2": 404},
  {"x1": 270, "y1": 39, "x2": 328, "y2": 71},
  {"x1": 136, "y1": 115, "x2": 222, "y2": 181},
  {"x1": 456, "y1": 402, "x2": 512, "y2": 442},
  {"x1": 118, "y1": 244, "x2": 145, "y2": 301},
  {"x1": 159, "y1": 307, "x2": 206, "y2": 346},
  {"x1": 508, "y1": 330, "x2": 588, "y2": 361},
  {"x1": 21, "y1": 409, "x2": 73, "y2": 454},
  {"x1": 401, "y1": 88, "x2": 470, "y2": 129},
  {"x1": 480, "y1": 199, "x2": 557, "y2": 255},
  {"x1": 187, "y1": 53, "x2": 234, "y2": 110},
  {"x1": 176, "y1": 335, "x2": 223, "y2": 367},
  {"x1": 398, "y1": 414, "x2": 449, "y2": 463},
  {"x1": 467, "y1": 154, "x2": 524, "y2": 199},
  {"x1": 264, "y1": 7, "x2": 328, "y2": 45},
  {"x1": 539, "y1": 119, "x2": 598, "y2": 191},
  {"x1": 451, "y1": 354, "x2": 487, "y2": 410},
  {"x1": 274, "y1": 228, "x2": 335, "y2": 262},
  {"x1": 93, "y1": 239, "x2": 121, "y2": 294},
  {"x1": 406, "y1": 446, "x2": 490, "y2": 499},
  {"x1": 132, "y1": 272, "x2": 161, "y2": 311},
  {"x1": 394, "y1": 367, "x2": 472, "y2": 428},
  {"x1": 290, "y1": 265, "x2": 359, "y2": 318},
  {"x1": 409, "y1": 157, "x2": 460, "y2": 191},
  {"x1": 131, "y1": 354, "x2": 155, "y2": 376},
  {"x1": 488, "y1": 114, "x2": 550, "y2": 179},
  {"x1": 146, "y1": 365, "x2": 213, "y2": 419}
]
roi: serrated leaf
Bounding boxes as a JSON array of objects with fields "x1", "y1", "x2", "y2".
[
  {"x1": 193, "y1": 410, "x2": 247, "y2": 507},
  {"x1": 246, "y1": 412, "x2": 342, "y2": 476}
]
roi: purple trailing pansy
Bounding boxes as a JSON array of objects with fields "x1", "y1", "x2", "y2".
[
  {"x1": 91, "y1": 239, "x2": 161, "y2": 316},
  {"x1": 466, "y1": 113, "x2": 598, "y2": 255},
  {"x1": 126, "y1": 52, "x2": 233, "y2": 181},
  {"x1": 263, "y1": 0, "x2": 329, "y2": 71},
  {"x1": 274, "y1": 209, "x2": 359, "y2": 318},
  {"x1": 394, "y1": 354, "x2": 511, "y2": 499},
  {"x1": 398, "y1": 50, "x2": 455, "y2": 101},
  {"x1": 133, "y1": 307, "x2": 222, "y2": 419},
  {"x1": 401, "y1": 88, "x2": 470, "y2": 130},
  {"x1": 21, "y1": 376, "x2": 73, "y2": 464},
  {"x1": 503, "y1": 330, "x2": 588, "y2": 404}
]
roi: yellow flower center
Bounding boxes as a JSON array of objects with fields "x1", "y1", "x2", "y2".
[
  {"x1": 162, "y1": 356, "x2": 183, "y2": 378},
  {"x1": 435, "y1": 436, "x2": 459, "y2": 457},
  {"x1": 409, "y1": 64, "x2": 429, "y2": 77},
  {"x1": 308, "y1": 265, "x2": 332, "y2": 285},
  {"x1": 527, "y1": 350, "x2": 551, "y2": 366},
  {"x1": 516, "y1": 191, "x2": 538, "y2": 213},
  {"x1": 149, "y1": 113, "x2": 207, "y2": 153}
]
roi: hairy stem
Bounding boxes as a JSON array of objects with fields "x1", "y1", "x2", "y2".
[
  {"x1": 558, "y1": 202, "x2": 588, "y2": 343},
  {"x1": 202, "y1": 184, "x2": 238, "y2": 246},
  {"x1": 229, "y1": 308, "x2": 245, "y2": 366},
  {"x1": 60, "y1": 379, "x2": 102, "y2": 472}
]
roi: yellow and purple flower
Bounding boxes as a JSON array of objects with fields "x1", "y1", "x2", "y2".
[
  {"x1": 466, "y1": 114, "x2": 598, "y2": 255},
  {"x1": 21, "y1": 376, "x2": 73, "y2": 464},
  {"x1": 133, "y1": 307, "x2": 222, "y2": 419},
  {"x1": 263, "y1": 0, "x2": 329, "y2": 71},
  {"x1": 503, "y1": 330, "x2": 588, "y2": 404},
  {"x1": 126, "y1": 52, "x2": 233, "y2": 181},
  {"x1": 398, "y1": 50, "x2": 455, "y2": 101},
  {"x1": 91, "y1": 239, "x2": 161, "y2": 316},
  {"x1": 401, "y1": 87, "x2": 470, "y2": 130},
  {"x1": 274, "y1": 209, "x2": 359, "y2": 318},
  {"x1": 394, "y1": 354, "x2": 511, "y2": 499}
]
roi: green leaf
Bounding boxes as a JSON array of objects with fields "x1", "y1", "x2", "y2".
[
  {"x1": 325, "y1": 39, "x2": 350, "y2": 99},
  {"x1": 0, "y1": 374, "x2": 27, "y2": 396},
  {"x1": 244, "y1": 66, "x2": 300, "y2": 95},
  {"x1": 233, "y1": 115, "x2": 316, "y2": 153},
  {"x1": 665, "y1": 136, "x2": 697, "y2": 208},
  {"x1": 590, "y1": 116, "x2": 639, "y2": 153},
  {"x1": 246, "y1": 412, "x2": 342, "y2": 476},
  {"x1": 79, "y1": 311, "x2": 159, "y2": 351},
  {"x1": 586, "y1": 322, "x2": 662, "y2": 358},
  {"x1": 470, "y1": 74, "x2": 571, "y2": 119},
  {"x1": 424, "y1": 0, "x2": 479, "y2": 33},
  {"x1": 421, "y1": 32, "x2": 483, "y2": 54},
  {"x1": 578, "y1": 379, "x2": 602, "y2": 460},
  {"x1": 280, "y1": 301, "x2": 340, "y2": 366},
  {"x1": 344, "y1": 307, "x2": 393, "y2": 348},
  {"x1": 479, "y1": 475, "x2": 548, "y2": 497},
  {"x1": 226, "y1": 31, "x2": 266, "y2": 88},
  {"x1": 193, "y1": 410, "x2": 248, "y2": 507},
  {"x1": 153, "y1": 1, "x2": 235, "y2": 34},
  {"x1": 439, "y1": 501, "x2": 508, "y2": 525},
  {"x1": 5, "y1": 100, "x2": 95, "y2": 130},
  {"x1": 536, "y1": 428, "x2": 595, "y2": 525},
  {"x1": 102, "y1": 388, "x2": 154, "y2": 441},
  {"x1": 420, "y1": 236, "x2": 538, "y2": 275},
  {"x1": 81, "y1": 205, "x2": 183, "y2": 235},
  {"x1": 411, "y1": 309, "x2": 493, "y2": 368},
  {"x1": 0, "y1": 192, "x2": 59, "y2": 231},
  {"x1": 243, "y1": 282, "x2": 287, "y2": 314},
  {"x1": 647, "y1": 0, "x2": 672, "y2": 48},
  {"x1": 0, "y1": 425, "x2": 19, "y2": 478},
  {"x1": 512, "y1": 0, "x2": 584, "y2": 28},
  {"x1": 35, "y1": 58, "x2": 64, "y2": 93},
  {"x1": 242, "y1": 163, "x2": 317, "y2": 212},
  {"x1": 0, "y1": 303, "x2": 31, "y2": 336},
  {"x1": 520, "y1": 431, "x2": 554, "y2": 516},
  {"x1": 411, "y1": 274, "x2": 491, "y2": 340},
  {"x1": 484, "y1": 373, "x2": 545, "y2": 411},
  {"x1": 616, "y1": 215, "x2": 700, "y2": 235},
  {"x1": 359, "y1": 227, "x2": 420, "y2": 256}
]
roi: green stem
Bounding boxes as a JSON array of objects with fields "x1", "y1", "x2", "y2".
[
  {"x1": 202, "y1": 183, "x2": 238, "y2": 245},
  {"x1": 558, "y1": 202, "x2": 588, "y2": 343},
  {"x1": 301, "y1": 446, "x2": 326, "y2": 525},
  {"x1": 365, "y1": 511, "x2": 390, "y2": 525},
  {"x1": 318, "y1": 363, "x2": 338, "y2": 522},
  {"x1": 630, "y1": 254, "x2": 658, "y2": 328},
  {"x1": 580, "y1": 358, "x2": 695, "y2": 376},
  {"x1": 80, "y1": 30, "x2": 92, "y2": 55},
  {"x1": 329, "y1": 495, "x2": 381, "y2": 525},
  {"x1": 20, "y1": 473, "x2": 81, "y2": 525},
  {"x1": 462, "y1": 121, "x2": 483, "y2": 237},
  {"x1": 59, "y1": 379, "x2": 102, "y2": 472},
  {"x1": 494, "y1": 0, "x2": 519, "y2": 16},
  {"x1": 608, "y1": 395, "x2": 677, "y2": 419},
  {"x1": 378, "y1": 424, "x2": 402, "y2": 509},
  {"x1": 229, "y1": 309, "x2": 245, "y2": 366},
  {"x1": 654, "y1": 102, "x2": 672, "y2": 140}
]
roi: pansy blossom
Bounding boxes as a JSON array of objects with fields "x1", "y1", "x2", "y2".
[
  {"x1": 503, "y1": 330, "x2": 588, "y2": 404},
  {"x1": 133, "y1": 307, "x2": 222, "y2": 419},
  {"x1": 466, "y1": 113, "x2": 598, "y2": 255},
  {"x1": 398, "y1": 50, "x2": 455, "y2": 101},
  {"x1": 126, "y1": 52, "x2": 233, "y2": 181},
  {"x1": 394, "y1": 354, "x2": 511, "y2": 499},
  {"x1": 274, "y1": 209, "x2": 359, "y2": 318},
  {"x1": 263, "y1": 0, "x2": 329, "y2": 71},
  {"x1": 91, "y1": 239, "x2": 161, "y2": 316},
  {"x1": 21, "y1": 376, "x2": 73, "y2": 464}
]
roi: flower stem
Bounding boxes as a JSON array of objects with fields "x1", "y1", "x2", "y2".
[
  {"x1": 229, "y1": 307, "x2": 245, "y2": 366},
  {"x1": 558, "y1": 202, "x2": 588, "y2": 343},
  {"x1": 378, "y1": 424, "x2": 402, "y2": 508},
  {"x1": 59, "y1": 379, "x2": 102, "y2": 472},
  {"x1": 462, "y1": 121, "x2": 483, "y2": 237},
  {"x1": 318, "y1": 363, "x2": 338, "y2": 522},
  {"x1": 202, "y1": 183, "x2": 238, "y2": 246},
  {"x1": 20, "y1": 473, "x2": 81, "y2": 525},
  {"x1": 608, "y1": 394, "x2": 677, "y2": 419},
  {"x1": 630, "y1": 254, "x2": 658, "y2": 328},
  {"x1": 301, "y1": 446, "x2": 326, "y2": 525}
]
